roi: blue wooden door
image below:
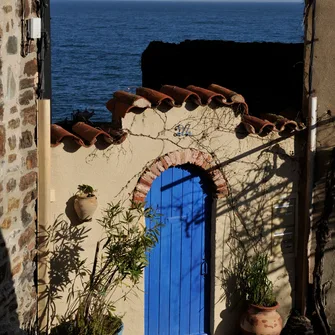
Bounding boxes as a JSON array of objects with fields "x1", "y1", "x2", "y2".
[{"x1": 145, "y1": 166, "x2": 210, "y2": 335}]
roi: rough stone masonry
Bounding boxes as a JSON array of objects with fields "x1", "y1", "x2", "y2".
[{"x1": 0, "y1": 0, "x2": 38, "y2": 333}]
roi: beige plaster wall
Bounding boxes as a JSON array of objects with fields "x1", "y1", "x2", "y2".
[
  {"x1": 304, "y1": 0, "x2": 335, "y2": 326},
  {"x1": 49, "y1": 105, "x2": 299, "y2": 334}
]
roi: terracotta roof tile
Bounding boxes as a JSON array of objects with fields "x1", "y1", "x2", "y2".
[
  {"x1": 106, "y1": 91, "x2": 151, "y2": 118},
  {"x1": 208, "y1": 83, "x2": 248, "y2": 113},
  {"x1": 51, "y1": 83, "x2": 303, "y2": 148},
  {"x1": 241, "y1": 114, "x2": 276, "y2": 136},
  {"x1": 136, "y1": 87, "x2": 175, "y2": 108},
  {"x1": 72, "y1": 122, "x2": 113, "y2": 147},
  {"x1": 186, "y1": 85, "x2": 226, "y2": 106},
  {"x1": 51, "y1": 124, "x2": 85, "y2": 147},
  {"x1": 260, "y1": 113, "x2": 300, "y2": 133},
  {"x1": 160, "y1": 85, "x2": 202, "y2": 106}
]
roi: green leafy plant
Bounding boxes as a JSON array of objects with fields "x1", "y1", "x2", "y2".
[
  {"x1": 221, "y1": 252, "x2": 276, "y2": 308},
  {"x1": 51, "y1": 201, "x2": 161, "y2": 335},
  {"x1": 76, "y1": 184, "x2": 96, "y2": 197},
  {"x1": 243, "y1": 253, "x2": 276, "y2": 307}
]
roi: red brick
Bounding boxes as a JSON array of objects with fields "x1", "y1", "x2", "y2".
[
  {"x1": 150, "y1": 164, "x2": 161, "y2": 177},
  {"x1": 136, "y1": 183, "x2": 150, "y2": 194},
  {"x1": 132, "y1": 191, "x2": 146, "y2": 204},
  {"x1": 195, "y1": 153, "x2": 204, "y2": 167},
  {"x1": 155, "y1": 160, "x2": 165, "y2": 173},
  {"x1": 184, "y1": 148, "x2": 193, "y2": 164},
  {"x1": 160, "y1": 157, "x2": 169, "y2": 170},
  {"x1": 163, "y1": 155, "x2": 173, "y2": 168},
  {"x1": 168, "y1": 152, "x2": 178, "y2": 166},
  {"x1": 139, "y1": 177, "x2": 152, "y2": 188},
  {"x1": 214, "y1": 178, "x2": 227, "y2": 188},
  {"x1": 175, "y1": 151, "x2": 182, "y2": 166},
  {"x1": 190, "y1": 149, "x2": 200, "y2": 163}
]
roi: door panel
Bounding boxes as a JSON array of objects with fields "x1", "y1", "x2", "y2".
[{"x1": 145, "y1": 166, "x2": 210, "y2": 335}]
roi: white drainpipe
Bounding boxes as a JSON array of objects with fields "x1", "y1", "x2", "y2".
[
  {"x1": 37, "y1": 99, "x2": 51, "y2": 332},
  {"x1": 307, "y1": 95, "x2": 317, "y2": 294}
]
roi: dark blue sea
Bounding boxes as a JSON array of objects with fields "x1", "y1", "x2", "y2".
[{"x1": 51, "y1": 1, "x2": 304, "y2": 122}]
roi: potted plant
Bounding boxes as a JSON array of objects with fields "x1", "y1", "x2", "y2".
[
  {"x1": 74, "y1": 184, "x2": 98, "y2": 222},
  {"x1": 239, "y1": 253, "x2": 283, "y2": 335},
  {"x1": 51, "y1": 201, "x2": 161, "y2": 335}
]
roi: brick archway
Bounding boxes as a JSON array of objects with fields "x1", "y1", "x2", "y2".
[{"x1": 133, "y1": 149, "x2": 228, "y2": 203}]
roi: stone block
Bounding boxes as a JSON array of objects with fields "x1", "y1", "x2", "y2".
[
  {"x1": 19, "y1": 90, "x2": 34, "y2": 105},
  {"x1": 1, "y1": 217, "x2": 11, "y2": 229},
  {"x1": 8, "y1": 135, "x2": 16, "y2": 150},
  {"x1": 6, "y1": 36, "x2": 18, "y2": 55},
  {"x1": 8, "y1": 198, "x2": 20, "y2": 212},
  {"x1": 23, "y1": 59, "x2": 37, "y2": 77},
  {"x1": 21, "y1": 105, "x2": 36, "y2": 126},
  {"x1": 0, "y1": 126, "x2": 6, "y2": 157},
  {"x1": 6, "y1": 178, "x2": 16, "y2": 192},
  {"x1": 6, "y1": 67, "x2": 16, "y2": 99},
  {"x1": 21, "y1": 206, "x2": 32, "y2": 227},
  {"x1": 26, "y1": 150, "x2": 37, "y2": 169},
  {"x1": 19, "y1": 78, "x2": 34, "y2": 90},
  {"x1": 23, "y1": 189, "x2": 37, "y2": 205},
  {"x1": 18, "y1": 224, "x2": 35, "y2": 249},
  {"x1": 10, "y1": 106, "x2": 18, "y2": 114},
  {"x1": 3, "y1": 5, "x2": 13, "y2": 13},
  {"x1": 8, "y1": 154, "x2": 16, "y2": 163},
  {"x1": 0, "y1": 103, "x2": 4, "y2": 121},
  {"x1": 19, "y1": 130, "x2": 33, "y2": 149},
  {"x1": 19, "y1": 171, "x2": 37, "y2": 191},
  {"x1": 8, "y1": 118, "x2": 20, "y2": 129}
]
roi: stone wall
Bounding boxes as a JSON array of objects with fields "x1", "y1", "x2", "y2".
[{"x1": 0, "y1": 0, "x2": 38, "y2": 333}]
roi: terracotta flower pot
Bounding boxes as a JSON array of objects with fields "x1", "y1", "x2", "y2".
[
  {"x1": 240, "y1": 303, "x2": 283, "y2": 335},
  {"x1": 74, "y1": 194, "x2": 98, "y2": 221}
]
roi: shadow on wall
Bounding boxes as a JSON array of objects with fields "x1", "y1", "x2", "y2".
[
  {"x1": 0, "y1": 229, "x2": 20, "y2": 335},
  {"x1": 213, "y1": 136, "x2": 299, "y2": 334},
  {"x1": 38, "y1": 213, "x2": 91, "y2": 332}
]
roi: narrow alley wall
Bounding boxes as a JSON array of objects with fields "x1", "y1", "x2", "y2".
[
  {"x1": 305, "y1": 0, "x2": 335, "y2": 331},
  {"x1": 0, "y1": 1, "x2": 39, "y2": 333}
]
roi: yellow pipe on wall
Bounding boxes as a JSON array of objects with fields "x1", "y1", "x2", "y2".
[{"x1": 37, "y1": 99, "x2": 51, "y2": 332}]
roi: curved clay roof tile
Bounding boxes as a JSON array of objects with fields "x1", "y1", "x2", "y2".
[
  {"x1": 113, "y1": 91, "x2": 151, "y2": 108},
  {"x1": 208, "y1": 83, "x2": 248, "y2": 113},
  {"x1": 51, "y1": 124, "x2": 85, "y2": 147},
  {"x1": 242, "y1": 114, "x2": 275, "y2": 136},
  {"x1": 186, "y1": 85, "x2": 226, "y2": 106},
  {"x1": 106, "y1": 98, "x2": 149, "y2": 118},
  {"x1": 72, "y1": 122, "x2": 113, "y2": 146},
  {"x1": 261, "y1": 113, "x2": 299, "y2": 133},
  {"x1": 160, "y1": 85, "x2": 202, "y2": 106},
  {"x1": 136, "y1": 87, "x2": 175, "y2": 107}
]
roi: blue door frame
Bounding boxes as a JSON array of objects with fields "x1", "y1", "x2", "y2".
[{"x1": 145, "y1": 166, "x2": 211, "y2": 335}]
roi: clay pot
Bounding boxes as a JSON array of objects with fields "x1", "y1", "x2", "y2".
[
  {"x1": 240, "y1": 303, "x2": 283, "y2": 335},
  {"x1": 74, "y1": 194, "x2": 98, "y2": 222}
]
